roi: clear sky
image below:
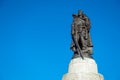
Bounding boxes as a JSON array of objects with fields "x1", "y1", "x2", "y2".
[{"x1": 0, "y1": 0, "x2": 120, "y2": 80}]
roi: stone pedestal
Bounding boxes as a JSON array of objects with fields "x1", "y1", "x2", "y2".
[{"x1": 62, "y1": 58, "x2": 104, "y2": 80}]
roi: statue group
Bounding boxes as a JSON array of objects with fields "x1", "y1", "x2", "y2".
[{"x1": 70, "y1": 10, "x2": 93, "y2": 59}]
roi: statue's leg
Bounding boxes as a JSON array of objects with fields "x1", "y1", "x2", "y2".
[{"x1": 81, "y1": 36, "x2": 87, "y2": 50}]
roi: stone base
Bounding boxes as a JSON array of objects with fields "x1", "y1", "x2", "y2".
[
  {"x1": 62, "y1": 72, "x2": 103, "y2": 80},
  {"x1": 62, "y1": 58, "x2": 104, "y2": 80}
]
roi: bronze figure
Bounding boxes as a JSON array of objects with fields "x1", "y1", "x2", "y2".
[{"x1": 70, "y1": 10, "x2": 93, "y2": 59}]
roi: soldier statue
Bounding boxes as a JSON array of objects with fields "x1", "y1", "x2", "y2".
[{"x1": 70, "y1": 10, "x2": 93, "y2": 59}]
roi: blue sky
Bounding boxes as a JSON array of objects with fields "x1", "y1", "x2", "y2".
[{"x1": 0, "y1": 0, "x2": 120, "y2": 80}]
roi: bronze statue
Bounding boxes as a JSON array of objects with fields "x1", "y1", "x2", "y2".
[{"x1": 70, "y1": 10, "x2": 93, "y2": 59}]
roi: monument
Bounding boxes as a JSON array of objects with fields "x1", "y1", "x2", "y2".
[{"x1": 62, "y1": 10, "x2": 104, "y2": 80}]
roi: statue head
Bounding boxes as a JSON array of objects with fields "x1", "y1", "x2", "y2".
[
  {"x1": 78, "y1": 10, "x2": 83, "y2": 15},
  {"x1": 78, "y1": 10, "x2": 83, "y2": 18}
]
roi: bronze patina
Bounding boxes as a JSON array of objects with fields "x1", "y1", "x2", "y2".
[{"x1": 70, "y1": 10, "x2": 93, "y2": 59}]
